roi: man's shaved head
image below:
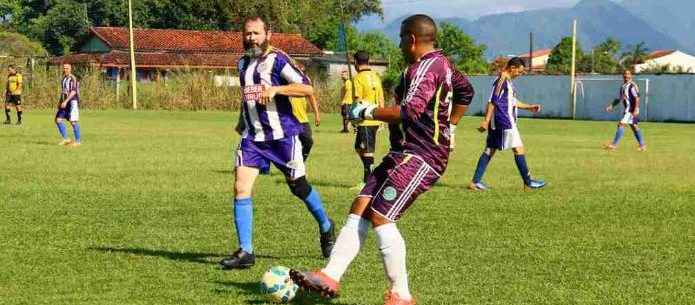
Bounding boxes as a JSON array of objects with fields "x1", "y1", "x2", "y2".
[{"x1": 400, "y1": 14, "x2": 437, "y2": 43}]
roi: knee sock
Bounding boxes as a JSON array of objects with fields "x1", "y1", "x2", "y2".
[
  {"x1": 72, "y1": 122, "x2": 81, "y2": 143},
  {"x1": 612, "y1": 126, "x2": 625, "y2": 146},
  {"x1": 472, "y1": 152, "x2": 492, "y2": 183},
  {"x1": 514, "y1": 154, "x2": 531, "y2": 185},
  {"x1": 634, "y1": 129, "x2": 645, "y2": 147},
  {"x1": 302, "y1": 188, "x2": 332, "y2": 233},
  {"x1": 376, "y1": 223, "x2": 411, "y2": 300},
  {"x1": 233, "y1": 197, "x2": 253, "y2": 253},
  {"x1": 56, "y1": 121, "x2": 68, "y2": 139},
  {"x1": 322, "y1": 214, "x2": 370, "y2": 282}
]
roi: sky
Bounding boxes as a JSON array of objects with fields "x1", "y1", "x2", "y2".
[{"x1": 358, "y1": 0, "x2": 620, "y2": 28}]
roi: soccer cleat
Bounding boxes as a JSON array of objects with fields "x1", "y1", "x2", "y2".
[
  {"x1": 320, "y1": 219, "x2": 336, "y2": 258},
  {"x1": 68, "y1": 142, "x2": 81, "y2": 147},
  {"x1": 384, "y1": 291, "x2": 416, "y2": 305},
  {"x1": 340, "y1": 129, "x2": 349, "y2": 133},
  {"x1": 467, "y1": 181, "x2": 490, "y2": 191},
  {"x1": 58, "y1": 139, "x2": 73, "y2": 146},
  {"x1": 15, "y1": 121, "x2": 21, "y2": 126},
  {"x1": 3, "y1": 120, "x2": 10, "y2": 125},
  {"x1": 219, "y1": 249, "x2": 255, "y2": 270},
  {"x1": 603, "y1": 143, "x2": 617, "y2": 151},
  {"x1": 289, "y1": 269, "x2": 340, "y2": 299},
  {"x1": 524, "y1": 179, "x2": 546, "y2": 190},
  {"x1": 638, "y1": 145, "x2": 647, "y2": 152}
]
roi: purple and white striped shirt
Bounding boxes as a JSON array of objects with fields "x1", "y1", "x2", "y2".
[
  {"x1": 238, "y1": 48, "x2": 308, "y2": 142},
  {"x1": 619, "y1": 81, "x2": 639, "y2": 113},
  {"x1": 489, "y1": 77, "x2": 518, "y2": 131},
  {"x1": 61, "y1": 75, "x2": 80, "y2": 103}
]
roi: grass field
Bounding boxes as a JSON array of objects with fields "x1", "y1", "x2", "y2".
[{"x1": 1, "y1": 110, "x2": 694, "y2": 305}]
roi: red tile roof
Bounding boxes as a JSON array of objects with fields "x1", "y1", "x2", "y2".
[
  {"x1": 91, "y1": 27, "x2": 322, "y2": 56},
  {"x1": 51, "y1": 50, "x2": 241, "y2": 69},
  {"x1": 646, "y1": 49, "x2": 676, "y2": 60}
]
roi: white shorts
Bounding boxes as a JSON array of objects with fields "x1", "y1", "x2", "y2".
[
  {"x1": 620, "y1": 112, "x2": 638, "y2": 125},
  {"x1": 487, "y1": 128, "x2": 523, "y2": 150}
]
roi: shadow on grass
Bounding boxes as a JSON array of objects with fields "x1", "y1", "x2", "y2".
[
  {"x1": 272, "y1": 179, "x2": 355, "y2": 189},
  {"x1": 213, "y1": 280, "x2": 359, "y2": 305},
  {"x1": 90, "y1": 247, "x2": 316, "y2": 264}
]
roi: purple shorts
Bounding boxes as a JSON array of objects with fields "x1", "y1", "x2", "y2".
[
  {"x1": 235, "y1": 135, "x2": 306, "y2": 180},
  {"x1": 359, "y1": 152, "x2": 441, "y2": 222}
]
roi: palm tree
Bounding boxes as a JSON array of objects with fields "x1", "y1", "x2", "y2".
[{"x1": 620, "y1": 42, "x2": 649, "y2": 70}]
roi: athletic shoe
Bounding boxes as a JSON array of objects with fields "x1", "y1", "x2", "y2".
[
  {"x1": 340, "y1": 129, "x2": 349, "y2": 133},
  {"x1": 15, "y1": 121, "x2": 21, "y2": 126},
  {"x1": 320, "y1": 219, "x2": 336, "y2": 258},
  {"x1": 603, "y1": 143, "x2": 617, "y2": 151},
  {"x1": 219, "y1": 249, "x2": 255, "y2": 270},
  {"x1": 384, "y1": 291, "x2": 416, "y2": 305},
  {"x1": 68, "y1": 142, "x2": 81, "y2": 147},
  {"x1": 467, "y1": 181, "x2": 490, "y2": 191},
  {"x1": 638, "y1": 145, "x2": 647, "y2": 152},
  {"x1": 289, "y1": 269, "x2": 340, "y2": 299},
  {"x1": 524, "y1": 179, "x2": 546, "y2": 190},
  {"x1": 3, "y1": 120, "x2": 10, "y2": 125},
  {"x1": 58, "y1": 139, "x2": 73, "y2": 146}
]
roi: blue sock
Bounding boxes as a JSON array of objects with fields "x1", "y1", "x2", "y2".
[
  {"x1": 72, "y1": 122, "x2": 81, "y2": 143},
  {"x1": 634, "y1": 129, "x2": 645, "y2": 146},
  {"x1": 612, "y1": 126, "x2": 625, "y2": 146},
  {"x1": 303, "y1": 189, "x2": 332, "y2": 233},
  {"x1": 514, "y1": 154, "x2": 531, "y2": 185},
  {"x1": 472, "y1": 152, "x2": 492, "y2": 183},
  {"x1": 233, "y1": 197, "x2": 253, "y2": 253},
  {"x1": 56, "y1": 122, "x2": 68, "y2": 139}
]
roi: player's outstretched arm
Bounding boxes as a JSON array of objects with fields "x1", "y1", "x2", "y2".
[
  {"x1": 260, "y1": 84, "x2": 313, "y2": 104},
  {"x1": 349, "y1": 103, "x2": 401, "y2": 124},
  {"x1": 517, "y1": 101, "x2": 542, "y2": 113},
  {"x1": 450, "y1": 105, "x2": 469, "y2": 126}
]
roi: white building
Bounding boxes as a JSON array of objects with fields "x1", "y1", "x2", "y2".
[
  {"x1": 634, "y1": 50, "x2": 695, "y2": 73},
  {"x1": 517, "y1": 48, "x2": 552, "y2": 72}
]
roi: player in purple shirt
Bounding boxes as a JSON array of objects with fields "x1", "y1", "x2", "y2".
[
  {"x1": 219, "y1": 16, "x2": 335, "y2": 270},
  {"x1": 468, "y1": 57, "x2": 545, "y2": 191},
  {"x1": 604, "y1": 69, "x2": 646, "y2": 151},
  {"x1": 290, "y1": 15, "x2": 458, "y2": 305}
]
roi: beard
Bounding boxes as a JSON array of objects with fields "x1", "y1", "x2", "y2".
[{"x1": 244, "y1": 40, "x2": 270, "y2": 58}]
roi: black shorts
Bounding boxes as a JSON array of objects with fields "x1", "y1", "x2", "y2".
[
  {"x1": 6, "y1": 95, "x2": 21, "y2": 105},
  {"x1": 354, "y1": 126, "x2": 378, "y2": 153}
]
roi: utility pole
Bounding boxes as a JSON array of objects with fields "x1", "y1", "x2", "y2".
[{"x1": 128, "y1": 0, "x2": 138, "y2": 110}]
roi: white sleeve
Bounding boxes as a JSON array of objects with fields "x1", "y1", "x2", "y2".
[{"x1": 280, "y1": 63, "x2": 305, "y2": 84}]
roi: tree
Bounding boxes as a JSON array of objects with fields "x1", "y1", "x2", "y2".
[
  {"x1": 546, "y1": 36, "x2": 584, "y2": 74},
  {"x1": 589, "y1": 38, "x2": 621, "y2": 74},
  {"x1": 436, "y1": 22, "x2": 487, "y2": 75},
  {"x1": 0, "y1": 0, "x2": 21, "y2": 26},
  {"x1": 0, "y1": 30, "x2": 47, "y2": 56},
  {"x1": 620, "y1": 42, "x2": 649, "y2": 71},
  {"x1": 26, "y1": 0, "x2": 90, "y2": 55}
]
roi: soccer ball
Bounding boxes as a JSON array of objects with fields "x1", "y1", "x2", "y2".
[{"x1": 260, "y1": 266, "x2": 298, "y2": 303}]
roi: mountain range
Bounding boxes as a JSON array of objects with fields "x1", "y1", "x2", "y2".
[{"x1": 362, "y1": 0, "x2": 695, "y2": 59}]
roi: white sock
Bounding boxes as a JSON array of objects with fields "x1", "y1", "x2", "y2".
[
  {"x1": 321, "y1": 214, "x2": 369, "y2": 281},
  {"x1": 375, "y1": 223, "x2": 412, "y2": 301}
]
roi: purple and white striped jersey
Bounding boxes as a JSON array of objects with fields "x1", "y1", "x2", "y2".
[
  {"x1": 61, "y1": 75, "x2": 80, "y2": 103},
  {"x1": 489, "y1": 77, "x2": 518, "y2": 130},
  {"x1": 392, "y1": 50, "x2": 455, "y2": 175},
  {"x1": 238, "y1": 47, "x2": 309, "y2": 142},
  {"x1": 619, "y1": 81, "x2": 640, "y2": 113}
]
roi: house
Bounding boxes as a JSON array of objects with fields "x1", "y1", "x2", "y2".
[
  {"x1": 313, "y1": 51, "x2": 389, "y2": 80},
  {"x1": 516, "y1": 48, "x2": 552, "y2": 72},
  {"x1": 634, "y1": 50, "x2": 695, "y2": 73},
  {"x1": 49, "y1": 27, "x2": 323, "y2": 83}
]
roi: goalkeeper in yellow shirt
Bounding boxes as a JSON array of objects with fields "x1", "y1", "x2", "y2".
[{"x1": 350, "y1": 51, "x2": 384, "y2": 186}]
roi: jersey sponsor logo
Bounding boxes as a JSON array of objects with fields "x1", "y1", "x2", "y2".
[
  {"x1": 383, "y1": 186, "x2": 398, "y2": 201},
  {"x1": 243, "y1": 85, "x2": 264, "y2": 102}
]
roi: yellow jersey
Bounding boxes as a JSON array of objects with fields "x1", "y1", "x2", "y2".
[
  {"x1": 290, "y1": 96, "x2": 309, "y2": 124},
  {"x1": 341, "y1": 79, "x2": 353, "y2": 105},
  {"x1": 7, "y1": 74, "x2": 22, "y2": 95},
  {"x1": 352, "y1": 70, "x2": 383, "y2": 126}
]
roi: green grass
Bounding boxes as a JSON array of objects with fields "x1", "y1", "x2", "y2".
[{"x1": 1, "y1": 110, "x2": 694, "y2": 305}]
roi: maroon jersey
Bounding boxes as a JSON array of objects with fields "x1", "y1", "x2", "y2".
[{"x1": 390, "y1": 50, "x2": 456, "y2": 175}]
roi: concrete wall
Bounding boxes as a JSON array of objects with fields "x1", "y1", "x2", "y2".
[{"x1": 467, "y1": 74, "x2": 695, "y2": 122}]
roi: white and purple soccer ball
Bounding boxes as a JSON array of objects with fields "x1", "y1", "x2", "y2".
[{"x1": 260, "y1": 266, "x2": 298, "y2": 303}]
